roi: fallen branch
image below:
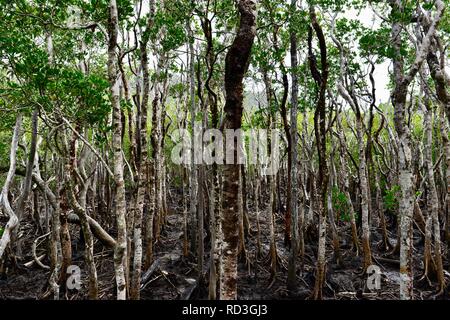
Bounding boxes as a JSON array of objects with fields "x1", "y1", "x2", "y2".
[
  {"x1": 24, "y1": 254, "x2": 46, "y2": 268},
  {"x1": 140, "y1": 257, "x2": 162, "y2": 290},
  {"x1": 67, "y1": 213, "x2": 116, "y2": 249},
  {"x1": 31, "y1": 232, "x2": 50, "y2": 269}
]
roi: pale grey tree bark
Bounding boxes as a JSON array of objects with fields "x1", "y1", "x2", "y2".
[
  {"x1": 389, "y1": 0, "x2": 444, "y2": 299},
  {"x1": 187, "y1": 20, "x2": 198, "y2": 256},
  {"x1": 0, "y1": 115, "x2": 22, "y2": 259},
  {"x1": 130, "y1": 0, "x2": 155, "y2": 300},
  {"x1": 108, "y1": 0, "x2": 128, "y2": 300}
]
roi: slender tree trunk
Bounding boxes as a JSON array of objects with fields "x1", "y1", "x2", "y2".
[
  {"x1": 262, "y1": 70, "x2": 278, "y2": 281},
  {"x1": 108, "y1": 0, "x2": 127, "y2": 300},
  {"x1": 268, "y1": 129, "x2": 278, "y2": 280},
  {"x1": 201, "y1": 13, "x2": 223, "y2": 299},
  {"x1": 0, "y1": 115, "x2": 22, "y2": 259},
  {"x1": 356, "y1": 113, "x2": 372, "y2": 270},
  {"x1": 308, "y1": 5, "x2": 329, "y2": 300},
  {"x1": 421, "y1": 83, "x2": 445, "y2": 293},
  {"x1": 15, "y1": 108, "x2": 38, "y2": 257},
  {"x1": 375, "y1": 164, "x2": 391, "y2": 251},
  {"x1": 208, "y1": 163, "x2": 220, "y2": 299},
  {"x1": 237, "y1": 166, "x2": 246, "y2": 259},
  {"x1": 332, "y1": 15, "x2": 371, "y2": 266},
  {"x1": 287, "y1": 0, "x2": 299, "y2": 290},
  {"x1": 440, "y1": 112, "x2": 450, "y2": 266},
  {"x1": 254, "y1": 171, "x2": 261, "y2": 258},
  {"x1": 198, "y1": 123, "x2": 205, "y2": 287},
  {"x1": 328, "y1": 146, "x2": 341, "y2": 265},
  {"x1": 130, "y1": 0, "x2": 155, "y2": 299},
  {"x1": 335, "y1": 119, "x2": 360, "y2": 254},
  {"x1": 187, "y1": 21, "x2": 198, "y2": 256},
  {"x1": 49, "y1": 160, "x2": 63, "y2": 300}
]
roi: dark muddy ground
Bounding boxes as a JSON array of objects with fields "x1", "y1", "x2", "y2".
[{"x1": 1, "y1": 190, "x2": 449, "y2": 300}]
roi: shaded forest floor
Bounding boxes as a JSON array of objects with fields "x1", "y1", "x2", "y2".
[{"x1": 1, "y1": 186, "x2": 450, "y2": 300}]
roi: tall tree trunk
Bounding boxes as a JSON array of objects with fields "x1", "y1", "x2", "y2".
[
  {"x1": 200, "y1": 11, "x2": 223, "y2": 299},
  {"x1": 287, "y1": 0, "x2": 299, "y2": 290},
  {"x1": 219, "y1": 0, "x2": 257, "y2": 300},
  {"x1": 308, "y1": 5, "x2": 329, "y2": 300},
  {"x1": 332, "y1": 16, "x2": 371, "y2": 268},
  {"x1": 388, "y1": 0, "x2": 444, "y2": 299},
  {"x1": 389, "y1": 0, "x2": 444, "y2": 297},
  {"x1": 187, "y1": 20, "x2": 198, "y2": 256},
  {"x1": 262, "y1": 70, "x2": 279, "y2": 281},
  {"x1": 130, "y1": 0, "x2": 155, "y2": 300},
  {"x1": 108, "y1": 0, "x2": 128, "y2": 300}
]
